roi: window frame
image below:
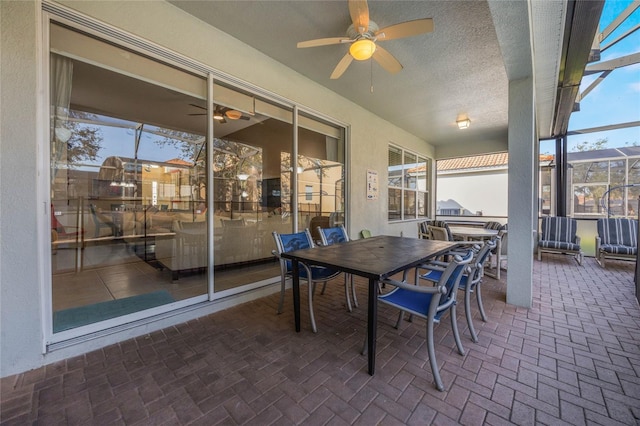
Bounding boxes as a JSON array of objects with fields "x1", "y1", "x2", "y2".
[{"x1": 387, "y1": 144, "x2": 430, "y2": 222}]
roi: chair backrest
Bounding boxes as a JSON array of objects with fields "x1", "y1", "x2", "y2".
[
  {"x1": 435, "y1": 249, "x2": 474, "y2": 313},
  {"x1": 427, "y1": 225, "x2": 451, "y2": 241},
  {"x1": 540, "y1": 216, "x2": 577, "y2": 243},
  {"x1": 597, "y1": 218, "x2": 638, "y2": 246},
  {"x1": 431, "y1": 220, "x2": 454, "y2": 240},
  {"x1": 318, "y1": 225, "x2": 349, "y2": 246},
  {"x1": 272, "y1": 230, "x2": 314, "y2": 254},
  {"x1": 468, "y1": 239, "x2": 497, "y2": 284},
  {"x1": 360, "y1": 229, "x2": 372, "y2": 239},
  {"x1": 417, "y1": 221, "x2": 430, "y2": 239},
  {"x1": 484, "y1": 221, "x2": 503, "y2": 230}
]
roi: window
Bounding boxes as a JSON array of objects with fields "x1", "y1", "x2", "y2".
[{"x1": 388, "y1": 145, "x2": 429, "y2": 221}]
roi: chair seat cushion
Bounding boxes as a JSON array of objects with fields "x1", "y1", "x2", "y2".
[
  {"x1": 379, "y1": 288, "x2": 443, "y2": 320},
  {"x1": 600, "y1": 244, "x2": 637, "y2": 255},
  {"x1": 538, "y1": 240, "x2": 581, "y2": 251}
]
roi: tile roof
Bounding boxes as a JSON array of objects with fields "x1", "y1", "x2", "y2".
[{"x1": 437, "y1": 152, "x2": 508, "y2": 171}]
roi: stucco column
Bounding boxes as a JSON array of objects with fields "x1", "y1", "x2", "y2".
[{"x1": 506, "y1": 77, "x2": 535, "y2": 307}]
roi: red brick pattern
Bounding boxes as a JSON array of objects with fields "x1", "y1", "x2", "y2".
[{"x1": 2, "y1": 256, "x2": 639, "y2": 424}]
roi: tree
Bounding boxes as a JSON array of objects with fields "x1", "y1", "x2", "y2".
[
  {"x1": 573, "y1": 137, "x2": 608, "y2": 152},
  {"x1": 54, "y1": 111, "x2": 103, "y2": 167}
]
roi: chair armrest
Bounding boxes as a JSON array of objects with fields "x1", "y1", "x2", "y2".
[
  {"x1": 380, "y1": 278, "x2": 446, "y2": 295},
  {"x1": 595, "y1": 236, "x2": 601, "y2": 253},
  {"x1": 575, "y1": 235, "x2": 581, "y2": 245}
]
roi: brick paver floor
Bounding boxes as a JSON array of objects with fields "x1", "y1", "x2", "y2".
[{"x1": 2, "y1": 254, "x2": 639, "y2": 425}]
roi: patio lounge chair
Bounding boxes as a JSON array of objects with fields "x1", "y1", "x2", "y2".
[
  {"x1": 368, "y1": 248, "x2": 473, "y2": 391},
  {"x1": 272, "y1": 229, "x2": 341, "y2": 333},
  {"x1": 538, "y1": 216, "x2": 583, "y2": 265},
  {"x1": 595, "y1": 218, "x2": 638, "y2": 268}
]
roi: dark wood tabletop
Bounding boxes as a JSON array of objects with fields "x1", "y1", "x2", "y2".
[{"x1": 281, "y1": 235, "x2": 459, "y2": 375}]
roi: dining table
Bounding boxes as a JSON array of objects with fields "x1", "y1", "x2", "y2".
[
  {"x1": 280, "y1": 235, "x2": 458, "y2": 375},
  {"x1": 448, "y1": 226, "x2": 498, "y2": 241}
]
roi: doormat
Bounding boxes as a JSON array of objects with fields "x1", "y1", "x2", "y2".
[{"x1": 53, "y1": 290, "x2": 175, "y2": 333}]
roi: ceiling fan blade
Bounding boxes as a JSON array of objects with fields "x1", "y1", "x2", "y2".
[
  {"x1": 349, "y1": 0, "x2": 369, "y2": 35},
  {"x1": 189, "y1": 103, "x2": 206, "y2": 110},
  {"x1": 375, "y1": 18, "x2": 434, "y2": 41},
  {"x1": 187, "y1": 113, "x2": 206, "y2": 116},
  {"x1": 372, "y1": 46, "x2": 403, "y2": 74},
  {"x1": 330, "y1": 53, "x2": 354, "y2": 79},
  {"x1": 297, "y1": 37, "x2": 348, "y2": 48}
]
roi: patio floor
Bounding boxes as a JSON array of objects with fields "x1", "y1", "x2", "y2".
[{"x1": 2, "y1": 254, "x2": 639, "y2": 425}]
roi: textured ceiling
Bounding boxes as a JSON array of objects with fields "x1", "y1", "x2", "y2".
[{"x1": 169, "y1": 0, "x2": 568, "y2": 153}]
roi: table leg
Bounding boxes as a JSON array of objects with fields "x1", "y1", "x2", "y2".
[
  {"x1": 293, "y1": 260, "x2": 301, "y2": 332},
  {"x1": 367, "y1": 277, "x2": 377, "y2": 375}
]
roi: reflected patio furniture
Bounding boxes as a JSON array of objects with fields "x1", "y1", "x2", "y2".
[
  {"x1": 272, "y1": 229, "x2": 341, "y2": 333},
  {"x1": 309, "y1": 215, "x2": 330, "y2": 244},
  {"x1": 538, "y1": 217, "x2": 583, "y2": 265},
  {"x1": 595, "y1": 218, "x2": 638, "y2": 268},
  {"x1": 369, "y1": 248, "x2": 473, "y2": 391},
  {"x1": 155, "y1": 220, "x2": 206, "y2": 280},
  {"x1": 418, "y1": 240, "x2": 495, "y2": 343},
  {"x1": 318, "y1": 225, "x2": 357, "y2": 311},
  {"x1": 89, "y1": 204, "x2": 117, "y2": 238}
]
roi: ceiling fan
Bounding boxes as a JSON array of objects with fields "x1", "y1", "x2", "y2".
[
  {"x1": 188, "y1": 104, "x2": 250, "y2": 123},
  {"x1": 297, "y1": 0, "x2": 434, "y2": 79}
]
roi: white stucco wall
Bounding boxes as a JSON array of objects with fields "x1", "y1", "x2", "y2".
[{"x1": 0, "y1": 0, "x2": 436, "y2": 377}]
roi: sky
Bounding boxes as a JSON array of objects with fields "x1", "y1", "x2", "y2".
[{"x1": 566, "y1": 0, "x2": 640, "y2": 152}]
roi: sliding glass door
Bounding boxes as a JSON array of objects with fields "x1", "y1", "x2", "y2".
[
  {"x1": 49, "y1": 23, "x2": 208, "y2": 333},
  {"x1": 47, "y1": 18, "x2": 348, "y2": 336}
]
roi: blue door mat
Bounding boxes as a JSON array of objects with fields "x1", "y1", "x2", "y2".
[{"x1": 53, "y1": 290, "x2": 175, "y2": 333}]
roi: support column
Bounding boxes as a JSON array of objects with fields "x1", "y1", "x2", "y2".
[{"x1": 507, "y1": 77, "x2": 535, "y2": 307}]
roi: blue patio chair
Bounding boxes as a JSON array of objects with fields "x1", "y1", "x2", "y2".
[
  {"x1": 596, "y1": 218, "x2": 638, "y2": 268},
  {"x1": 365, "y1": 248, "x2": 474, "y2": 391},
  {"x1": 272, "y1": 230, "x2": 341, "y2": 333},
  {"x1": 538, "y1": 217, "x2": 583, "y2": 265},
  {"x1": 418, "y1": 239, "x2": 496, "y2": 343},
  {"x1": 318, "y1": 225, "x2": 357, "y2": 311}
]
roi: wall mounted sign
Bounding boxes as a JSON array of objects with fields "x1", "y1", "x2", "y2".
[{"x1": 367, "y1": 169, "x2": 378, "y2": 200}]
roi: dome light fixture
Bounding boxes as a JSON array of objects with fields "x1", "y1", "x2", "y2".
[
  {"x1": 349, "y1": 39, "x2": 376, "y2": 61},
  {"x1": 456, "y1": 118, "x2": 471, "y2": 130}
]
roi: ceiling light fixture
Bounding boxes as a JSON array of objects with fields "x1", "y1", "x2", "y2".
[
  {"x1": 456, "y1": 118, "x2": 471, "y2": 130},
  {"x1": 213, "y1": 110, "x2": 225, "y2": 120},
  {"x1": 225, "y1": 110, "x2": 243, "y2": 120},
  {"x1": 349, "y1": 39, "x2": 376, "y2": 61}
]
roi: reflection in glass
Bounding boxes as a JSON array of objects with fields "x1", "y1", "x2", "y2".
[{"x1": 50, "y1": 24, "x2": 208, "y2": 333}]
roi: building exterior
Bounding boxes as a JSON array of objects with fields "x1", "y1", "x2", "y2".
[{"x1": 0, "y1": 1, "x2": 577, "y2": 377}]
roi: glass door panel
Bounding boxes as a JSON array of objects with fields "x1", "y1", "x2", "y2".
[
  {"x1": 297, "y1": 112, "x2": 346, "y2": 240},
  {"x1": 50, "y1": 23, "x2": 208, "y2": 333},
  {"x1": 212, "y1": 82, "x2": 293, "y2": 291}
]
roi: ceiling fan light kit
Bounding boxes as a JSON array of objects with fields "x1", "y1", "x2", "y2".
[
  {"x1": 350, "y1": 39, "x2": 376, "y2": 60},
  {"x1": 296, "y1": 0, "x2": 433, "y2": 80},
  {"x1": 457, "y1": 118, "x2": 471, "y2": 129}
]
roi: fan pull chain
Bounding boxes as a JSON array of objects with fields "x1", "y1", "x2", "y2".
[{"x1": 370, "y1": 59, "x2": 374, "y2": 93}]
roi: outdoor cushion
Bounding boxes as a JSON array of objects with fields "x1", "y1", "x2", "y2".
[
  {"x1": 538, "y1": 240, "x2": 581, "y2": 251},
  {"x1": 597, "y1": 218, "x2": 638, "y2": 247},
  {"x1": 539, "y1": 216, "x2": 577, "y2": 244},
  {"x1": 599, "y1": 244, "x2": 637, "y2": 255}
]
